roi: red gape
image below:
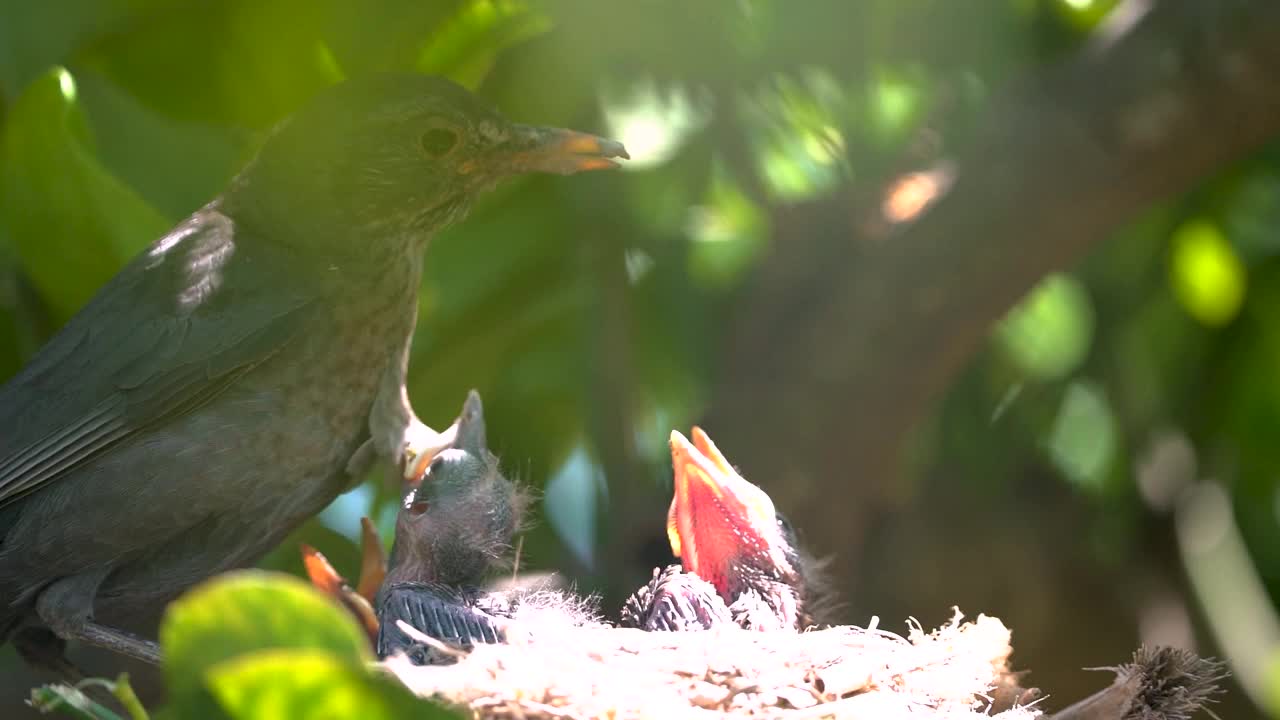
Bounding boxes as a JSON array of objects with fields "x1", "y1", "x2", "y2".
[{"x1": 666, "y1": 427, "x2": 796, "y2": 606}]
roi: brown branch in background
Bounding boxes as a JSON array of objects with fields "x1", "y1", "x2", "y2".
[
  {"x1": 1048, "y1": 646, "x2": 1227, "y2": 720},
  {"x1": 570, "y1": 173, "x2": 664, "y2": 607},
  {"x1": 705, "y1": 0, "x2": 1280, "y2": 605}
]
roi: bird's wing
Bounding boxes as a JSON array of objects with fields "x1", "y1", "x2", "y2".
[
  {"x1": 376, "y1": 583, "x2": 505, "y2": 661},
  {"x1": 0, "y1": 209, "x2": 319, "y2": 508},
  {"x1": 619, "y1": 565, "x2": 732, "y2": 632}
]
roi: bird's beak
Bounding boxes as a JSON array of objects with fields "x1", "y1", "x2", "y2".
[
  {"x1": 301, "y1": 543, "x2": 346, "y2": 597},
  {"x1": 403, "y1": 389, "x2": 489, "y2": 484},
  {"x1": 403, "y1": 425, "x2": 457, "y2": 485},
  {"x1": 666, "y1": 427, "x2": 794, "y2": 599},
  {"x1": 300, "y1": 544, "x2": 381, "y2": 642},
  {"x1": 506, "y1": 124, "x2": 630, "y2": 175},
  {"x1": 355, "y1": 516, "x2": 387, "y2": 603}
]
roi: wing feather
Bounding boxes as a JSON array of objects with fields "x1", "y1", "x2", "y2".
[{"x1": 0, "y1": 208, "x2": 319, "y2": 509}]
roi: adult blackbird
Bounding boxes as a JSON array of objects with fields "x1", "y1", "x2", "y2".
[
  {"x1": 620, "y1": 428, "x2": 821, "y2": 632},
  {"x1": 0, "y1": 74, "x2": 627, "y2": 668}
]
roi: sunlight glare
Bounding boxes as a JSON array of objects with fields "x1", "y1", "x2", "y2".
[{"x1": 601, "y1": 79, "x2": 708, "y2": 170}]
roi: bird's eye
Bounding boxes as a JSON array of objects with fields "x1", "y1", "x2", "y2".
[
  {"x1": 409, "y1": 500, "x2": 430, "y2": 516},
  {"x1": 427, "y1": 457, "x2": 445, "y2": 476},
  {"x1": 420, "y1": 127, "x2": 459, "y2": 158}
]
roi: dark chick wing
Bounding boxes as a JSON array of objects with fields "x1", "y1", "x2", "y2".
[
  {"x1": 376, "y1": 583, "x2": 505, "y2": 663},
  {"x1": 0, "y1": 208, "x2": 318, "y2": 510},
  {"x1": 619, "y1": 565, "x2": 733, "y2": 632}
]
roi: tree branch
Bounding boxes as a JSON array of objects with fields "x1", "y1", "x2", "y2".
[{"x1": 705, "y1": 0, "x2": 1280, "y2": 599}]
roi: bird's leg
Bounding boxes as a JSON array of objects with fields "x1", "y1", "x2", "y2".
[
  {"x1": 35, "y1": 573, "x2": 163, "y2": 666},
  {"x1": 71, "y1": 624, "x2": 161, "y2": 665},
  {"x1": 13, "y1": 628, "x2": 126, "y2": 711}
]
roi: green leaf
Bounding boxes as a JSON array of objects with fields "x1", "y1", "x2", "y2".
[
  {"x1": 160, "y1": 571, "x2": 371, "y2": 699},
  {"x1": 28, "y1": 683, "x2": 125, "y2": 720},
  {"x1": 73, "y1": 69, "x2": 251, "y2": 222},
  {"x1": 321, "y1": 1, "x2": 466, "y2": 76},
  {"x1": 83, "y1": 0, "x2": 341, "y2": 128},
  {"x1": 0, "y1": 0, "x2": 174, "y2": 102},
  {"x1": 202, "y1": 649, "x2": 456, "y2": 720},
  {"x1": 416, "y1": 0, "x2": 553, "y2": 89},
  {"x1": 0, "y1": 67, "x2": 170, "y2": 322},
  {"x1": 111, "y1": 673, "x2": 151, "y2": 720}
]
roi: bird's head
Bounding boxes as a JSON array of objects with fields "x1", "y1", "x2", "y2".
[
  {"x1": 666, "y1": 427, "x2": 804, "y2": 622},
  {"x1": 226, "y1": 73, "x2": 627, "y2": 258},
  {"x1": 387, "y1": 390, "x2": 525, "y2": 588}
]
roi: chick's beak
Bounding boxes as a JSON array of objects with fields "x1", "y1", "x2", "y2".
[
  {"x1": 667, "y1": 430, "x2": 751, "y2": 583},
  {"x1": 301, "y1": 544, "x2": 380, "y2": 642},
  {"x1": 667, "y1": 427, "x2": 796, "y2": 601},
  {"x1": 506, "y1": 124, "x2": 630, "y2": 175},
  {"x1": 356, "y1": 516, "x2": 387, "y2": 603}
]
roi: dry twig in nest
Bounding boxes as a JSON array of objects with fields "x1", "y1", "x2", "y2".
[
  {"x1": 1047, "y1": 646, "x2": 1227, "y2": 720},
  {"x1": 384, "y1": 608, "x2": 1040, "y2": 719}
]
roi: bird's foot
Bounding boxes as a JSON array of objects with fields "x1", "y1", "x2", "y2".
[
  {"x1": 13, "y1": 628, "x2": 126, "y2": 711},
  {"x1": 37, "y1": 617, "x2": 162, "y2": 666},
  {"x1": 75, "y1": 623, "x2": 162, "y2": 665},
  {"x1": 36, "y1": 574, "x2": 164, "y2": 666}
]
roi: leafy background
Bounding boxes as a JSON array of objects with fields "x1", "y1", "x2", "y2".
[{"x1": 1, "y1": 0, "x2": 1277, "y2": 717}]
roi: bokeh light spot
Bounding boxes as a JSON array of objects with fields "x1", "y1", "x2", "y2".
[
  {"x1": 867, "y1": 67, "x2": 924, "y2": 144},
  {"x1": 57, "y1": 67, "x2": 76, "y2": 102},
  {"x1": 318, "y1": 483, "x2": 373, "y2": 542},
  {"x1": 687, "y1": 164, "x2": 768, "y2": 287},
  {"x1": 1053, "y1": 0, "x2": 1118, "y2": 29},
  {"x1": 1169, "y1": 219, "x2": 1245, "y2": 328},
  {"x1": 743, "y1": 69, "x2": 850, "y2": 201},
  {"x1": 881, "y1": 165, "x2": 954, "y2": 225},
  {"x1": 997, "y1": 273, "x2": 1094, "y2": 380},
  {"x1": 1046, "y1": 380, "x2": 1116, "y2": 491},
  {"x1": 544, "y1": 445, "x2": 604, "y2": 570},
  {"x1": 601, "y1": 79, "x2": 708, "y2": 170}
]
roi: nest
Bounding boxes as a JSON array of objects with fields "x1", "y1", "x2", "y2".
[{"x1": 383, "y1": 609, "x2": 1041, "y2": 719}]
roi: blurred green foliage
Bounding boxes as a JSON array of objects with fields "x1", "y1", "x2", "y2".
[
  {"x1": 0, "y1": 0, "x2": 1276, "y2": 717},
  {"x1": 160, "y1": 574, "x2": 372, "y2": 698},
  {"x1": 29, "y1": 676, "x2": 142, "y2": 720},
  {"x1": 34, "y1": 573, "x2": 454, "y2": 719}
]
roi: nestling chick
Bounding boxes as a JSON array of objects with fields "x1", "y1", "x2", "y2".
[{"x1": 621, "y1": 428, "x2": 825, "y2": 632}]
